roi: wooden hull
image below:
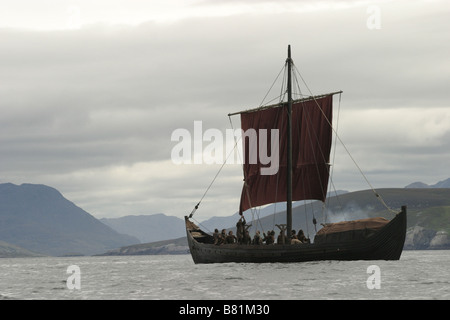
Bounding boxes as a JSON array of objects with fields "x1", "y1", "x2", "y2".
[{"x1": 185, "y1": 206, "x2": 407, "y2": 264}]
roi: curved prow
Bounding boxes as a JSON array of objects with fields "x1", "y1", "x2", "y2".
[{"x1": 185, "y1": 216, "x2": 214, "y2": 244}]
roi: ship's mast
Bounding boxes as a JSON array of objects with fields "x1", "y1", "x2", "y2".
[{"x1": 286, "y1": 45, "x2": 293, "y2": 243}]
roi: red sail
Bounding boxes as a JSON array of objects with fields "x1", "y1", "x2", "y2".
[{"x1": 239, "y1": 95, "x2": 333, "y2": 213}]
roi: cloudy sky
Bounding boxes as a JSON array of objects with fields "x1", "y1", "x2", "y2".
[{"x1": 1, "y1": 0, "x2": 449, "y2": 221}]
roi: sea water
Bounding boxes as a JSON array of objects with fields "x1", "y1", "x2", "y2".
[{"x1": 1, "y1": 250, "x2": 449, "y2": 300}]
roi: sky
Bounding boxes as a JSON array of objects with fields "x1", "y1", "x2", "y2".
[{"x1": 0, "y1": 0, "x2": 449, "y2": 221}]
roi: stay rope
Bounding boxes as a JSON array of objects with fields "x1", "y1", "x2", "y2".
[
  {"x1": 189, "y1": 58, "x2": 397, "y2": 230},
  {"x1": 189, "y1": 65, "x2": 287, "y2": 234},
  {"x1": 293, "y1": 65, "x2": 397, "y2": 215},
  {"x1": 188, "y1": 124, "x2": 240, "y2": 219}
]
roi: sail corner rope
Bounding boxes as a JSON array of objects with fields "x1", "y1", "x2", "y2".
[{"x1": 292, "y1": 66, "x2": 397, "y2": 216}]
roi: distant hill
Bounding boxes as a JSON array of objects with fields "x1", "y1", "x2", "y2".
[
  {"x1": 247, "y1": 188, "x2": 450, "y2": 250},
  {"x1": 213, "y1": 188, "x2": 450, "y2": 237},
  {"x1": 105, "y1": 188, "x2": 450, "y2": 255},
  {"x1": 0, "y1": 183, "x2": 139, "y2": 256},
  {"x1": 0, "y1": 240, "x2": 44, "y2": 258},
  {"x1": 99, "y1": 236, "x2": 188, "y2": 256},
  {"x1": 199, "y1": 190, "x2": 348, "y2": 232},
  {"x1": 405, "y1": 178, "x2": 450, "y2": 188},
  {"x1": 3, "y1": 180, "x2": 448, "y2": 258},
  {"x1": 100, "y1": 214, "x2": 186, "y2": 243}
]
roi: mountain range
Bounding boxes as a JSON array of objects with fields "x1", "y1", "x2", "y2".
[
  {"x1": 100, "y1": 214, "x2": 186, "y2": 243},
  {"x1": 0, "y1": 183, "x2": 138, "y2": 256},
  {"x1": 102, "y1": 180, "x2": 450, "y2": 254},
  {"x1": 198, "y1": 190, "x2": 349, "y2": 232},
  {"x1": 1, "y1": 179, "x2": 450, "y2": 257},
  {"x1": 405, "y1": 178, "x2": 450, "y2": 189}
]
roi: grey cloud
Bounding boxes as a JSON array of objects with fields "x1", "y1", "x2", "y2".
[{"x1": 0, "y1": 1, "x2": 449, "y2": 218}]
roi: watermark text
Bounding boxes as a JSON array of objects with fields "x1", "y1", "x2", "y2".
[
  {"x1": 366, "y1": 265, "x2": 381, "y2": 289},
  {"x1": 367, "y1": 5, "x2": 381, "y2": 30},
  {"x1": 171, "y1": 121, "x2": 280, "y2": 175},
  {"x1": 66, "y1": 265, "x2": 81, "y2": 290}
]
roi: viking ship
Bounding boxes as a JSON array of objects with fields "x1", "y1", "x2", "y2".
[{"x1": 185, "y1": 46, "x2": 406, "y2": 264}]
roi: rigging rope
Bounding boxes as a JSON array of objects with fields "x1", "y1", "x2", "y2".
[
  {"x1": 260, "y1": 65, "x2": 287, "y2": 107},
  {"x1": 292, "y1": 66, "x2": 327, "y2": 232},
  {"x1": 189, "y1": 55, "x2": 396, "y2": 232},
  {"x1": 191, "y1": 64, "x2": 288, "y2": 220},
  {"x1": 229, "y1": 114, "x2": 267, "y2": 234},
  {"x1": 188, "y1": 120, "x2": 241, "y2": 218},
  {"x1": 325, "y1": 93, "x2": 343, "y2": 223},
  {"x1": 292, "y1": 65, "x2": 397, "y2": 214}
]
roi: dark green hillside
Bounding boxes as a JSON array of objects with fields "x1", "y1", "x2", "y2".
[
  {"x1": 99, "y1": 188, "x2": 450, "y2": 255},
  {"x1": 253, "y1": 188, "x2": 450, "y2": 238},
  {"x1": 407, "y1": 206, "x2": 450, "y2": 234}
]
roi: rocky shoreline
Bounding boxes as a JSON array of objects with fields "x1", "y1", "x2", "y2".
[
  {"x1": 404, "y1": 227, "x2": 450, "y2": 250},
  {"x1": 97, "y1": 237, "x2": 189, "y2": 256}
]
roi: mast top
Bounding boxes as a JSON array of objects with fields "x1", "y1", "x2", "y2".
[{"x1": 287, "y1": 44, "x2": 292, "y2": 63}]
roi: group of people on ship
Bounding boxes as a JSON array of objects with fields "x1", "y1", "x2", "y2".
[{"x1": 212, "y1": 216, "x2": 310, "y2": 245}]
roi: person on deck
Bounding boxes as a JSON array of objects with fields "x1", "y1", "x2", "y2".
[
  {"x1": 225, "y1": 230, "x2": 237, "y2": 244},
  {"x1": 291, "y1": 230, "x2": 297, "y2": 240},
  {"x1": 253, "y1": 231, "x2": 262, "y2": 245},
  {"x1": 213, "y1": 228, "x2": 220, "y2": 245},
  {"x1": 217, "y1": 229, "x2": 227, "y2": 245},
  {"x1": 290, "y1": 229, "x2": 302, "y2": 244},
  {"x1": 263, "y1": 230, "x2": 275, "y2": 245},
  {"x1": 277, "y1": 230, "x2": 285, "y2": 245},
  {"x1": 242, "y1": 230, "x2": 252, "y2": 245},
  {"x1": 236, "y1": 216, "x2": 246, "y2": 244},
  {"x1": 297, "y1": 229, "x2": 307, "y2": 243}
]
